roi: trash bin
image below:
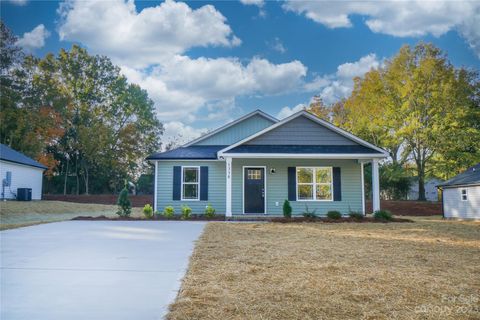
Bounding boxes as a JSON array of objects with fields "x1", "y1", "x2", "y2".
[{"x1": 17, "y1": 188, "x2": 32, "y2": 201}]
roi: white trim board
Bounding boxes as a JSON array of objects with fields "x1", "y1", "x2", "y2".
[
  {"x1": 218, "y1": 110, "x2": 389, "y2": 157},
  {"x1": 154, "y1": 161, "x2": 158, "y2": 212},
  {"x1": 183, "y1": 109, "x2": 278, "y2": 147},
  {"x1": 219, "y1": 153, "x2": 385, "y2": 159},
  {"x1": 242, "y1": 166, "x2": 267, "y2": 215}
]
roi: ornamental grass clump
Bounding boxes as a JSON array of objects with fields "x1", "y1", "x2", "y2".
[
  {"x1": 302, "y1": 205, "x2": 317, "y2": 218},
  {"x1": 327, "y1": 210, "x2": 342, "y2": 220},
  {"x1": 374, "y1": 210, "x2": 393, "y2": 221},
  {"x1": 204, "y1": 204, "x2": 216, "y2": 218},
  {"x1": 164, "y1": 206, "x2": 175, "y2": 219},
  {"x1": 143, "y1": 204, "x2": 154, "y2": 219},
  {"x1": 348, "y1": 211, "x2": 364, "y2": 220},
  {"x1": 181, "y1": 205, "x2": 192, "y2": 220}
]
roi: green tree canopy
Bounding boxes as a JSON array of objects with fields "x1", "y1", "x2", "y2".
[
  {"x1": 1, "y1": 20, "x2": 164, "y2": 194},
  {"x1": 340, "y1": 43, "x2": 480, "y2": 200}
]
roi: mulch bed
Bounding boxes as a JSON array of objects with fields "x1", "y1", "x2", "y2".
[
  {"x1": 269, "y1": 217, "x2": 413, "y2": 223},
  {"x1": 71, "y1": 214, "x2": 226, "y2": 221},
  {"x1": 72, "y1": 215, "x2": 412, "y2": 223}
]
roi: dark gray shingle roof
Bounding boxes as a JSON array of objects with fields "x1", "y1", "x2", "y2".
[
  {"x1": 146, "y1": 145, "x2": 227, "y2": 160},
  {"x1": 0, "y1": 144, "x2": 47, "y2": 169},
  {"x1": 437, "y1": 163, "x2": 480, "y2": 188},
  {"x1": 225, "y1": 145, "x2": 383, "y2": 154}
]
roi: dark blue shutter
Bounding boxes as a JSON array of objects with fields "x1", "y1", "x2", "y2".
[
  {"x1": 333, "y1": 167, "x2": 342, "y2": 201},
  {"x1": 200, "y1": 166, "x2": 208, "y2": 201},
  {"x1": 288, "y1": 167, "x2": 296, "y2": 201},
  {"x1": 173, "y1": 166, "x2": 181, "y2": 200}
]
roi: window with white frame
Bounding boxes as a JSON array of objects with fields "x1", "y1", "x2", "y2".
[
  {"x1": 461, "y1": 188, "x2": 468, "y2": 201},
  {"x1": 182, "y1": 167, "x2": 199, "y2": 200},
  {"x1": 296, "y1": 167, "x2": 333, "y2": 201}
]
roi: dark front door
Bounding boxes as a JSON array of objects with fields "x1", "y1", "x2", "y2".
[{"x1": 244, "y1": 167, "x2": 265, "y2": 214}]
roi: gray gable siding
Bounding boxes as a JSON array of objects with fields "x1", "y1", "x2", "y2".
[
  {"x1": 194, "y1": 114, "x2": 275, "y2": 146},
  {"x1": 245, "y1": 116, "x2": 357, "y2": 146}
]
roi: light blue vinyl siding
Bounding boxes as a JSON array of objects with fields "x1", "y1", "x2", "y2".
[
  {"x1": 155, "y1": 158, "x2": 363, "y2": 216},
  {"x1": 231, "y1": 158, "x2": 362, "y2": 215},
  {"x1": 156, "y1": 161, "x2": 225, "y2": 214},
  {"x1": 194, "y1": 114, "x2": 274, "y2": 146},
  {"x1": 246, "y1": 115, "x2": 357, "y2": 145}
]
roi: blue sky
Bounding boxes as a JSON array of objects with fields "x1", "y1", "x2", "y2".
[{"x1": 2, "y1": 0, "x2": 479, "y2": 144}]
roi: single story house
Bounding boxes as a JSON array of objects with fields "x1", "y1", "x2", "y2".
[
  {"x1": 407, "y1": 178, "x2": 443, "y2": 201},
  {"x1": 147, "y1": 110, "x2": 388, "y2": 216},
  {"x1": 0, "y1": 144, "x2": 47, "y2": 200},
  {"x1": 437, "y1": 163, "x2": 480, "y2": 220}
]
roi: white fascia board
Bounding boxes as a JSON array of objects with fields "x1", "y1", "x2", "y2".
[
  {"x1": 0, "y1": 159, "x2": 46, "y2": 171},
  {"x1": 218, "y1": 153, "x2": 386, "y2": 159},
  {"x1": 218, "y1": 110, "x2": 389, "y2": 156},
  {"x1": 149, "y1": 159, "x2": 222, "y2": 162},
  {"x1": 183, "y1": 109, "x2": 278, "y2": 147}
]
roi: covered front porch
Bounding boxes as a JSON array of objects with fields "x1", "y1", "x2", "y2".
[{"x1": 222, "y1": 155, "x2": 381, "y2": 217}]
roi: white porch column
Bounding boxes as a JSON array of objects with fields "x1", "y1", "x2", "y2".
[
  {"x1": 154, "y1": 161, "x2": 158, "y2": 212},
  {"x1": 225, "y1": 157, "x2": 232, "y2": 217},
  {"x1": 372, "y1": 159, "x2": 380, "y2": 212},
  {"x1": 360, "y1": 162, "x2": 365, "y2": 215}
]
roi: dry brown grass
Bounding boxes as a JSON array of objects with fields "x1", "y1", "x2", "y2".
[
  {"x1": 0, "y1": 200, "x2": 143, "y2": 230},
  {"x1": 168, "y1": 217, "x2": 480, "y2": 320}
]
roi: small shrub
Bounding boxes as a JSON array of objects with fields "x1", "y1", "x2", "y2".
[
  {"x1": 348, "y1": 211, "x2": 364, "y2": 220},
  {"x1": 181, "y1": 205, "x2": 192, "y2": 220},
  {"x1": 302, "y1": 205, "x2": 317, "y2": 218},
  {"x1": 327, "y1": 210, "x2": 342, "y2": 220},
  {"x1": 204, "y1": 204, "x2": 216, "y2": 218},
  {"x1": 163, "y1": 206, "x2": 175, "y2": 219},
  {"x1": 143, "y1": 204, "x2": 154, "y2": 219},
  {"x1": 373, "y1": 210, "x2": 393, "y2": 221},
  {"x1": 283, "y1": 200, "x2": 292, "y2": 218},
  {"x1": 116, "y1": 182, "x2": 131, "y2": 217}
]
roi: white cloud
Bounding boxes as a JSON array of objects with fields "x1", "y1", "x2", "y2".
[
  {"x1": 15, "y1": 24, "x2": 50, "y2": 51},
  {"x1": 283, "y1": 0, "x2": 480, "y2": 57},
  {"x1": 239, "y1": 0, "x2": 264, "y2": 7},
  {"x1": 459, "y1": 11, "x2": 480, "y2": 58},
  {"x1": 58, "y1": 0, "x2": 241, "y2": 68},
  {"x1": 57, "y1": 0, "x2": 309, "y2": 144},
  {"x1": 163, "y1": 121, "x2": 207, "y2": 148},
  {"x1": 269, "y1": 37, "x2": 286, "y2": 53},
  {"x1": 304, "y1": 54, "x2": 381, "y2": 104},
  {"x1": 121, "y1": 55, "x2": 307, "y2": 121},
  {"x1": 7, "y1": 0, "x2": 28, "y2": 6},
  {"x1": 277, "y1": 104, "x2": 306, "y2": 119}
]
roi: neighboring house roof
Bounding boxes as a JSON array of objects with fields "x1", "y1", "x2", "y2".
[
  {"x1": 437, "y1": 163, "x2": 480, "y2": 188},
  {"x1": 226, "y1": 145, "x2": 383, "y2": 154},
  {"x1": 218, "y1": 111, "x2": 388, "y2": 157},
  {"x1": 0, "y1": 144, "x2": 47, "y2": 170},
  {"x1": 183, "y1": 109, "x2": 278, "y2": 147},
  {"x1": 146, "y1": 145, "x2": 227, "y2": 160}
]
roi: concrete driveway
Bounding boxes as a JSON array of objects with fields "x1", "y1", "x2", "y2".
[{"x1": 0, "y1": 221, "x2": 206, "y2": 320}]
